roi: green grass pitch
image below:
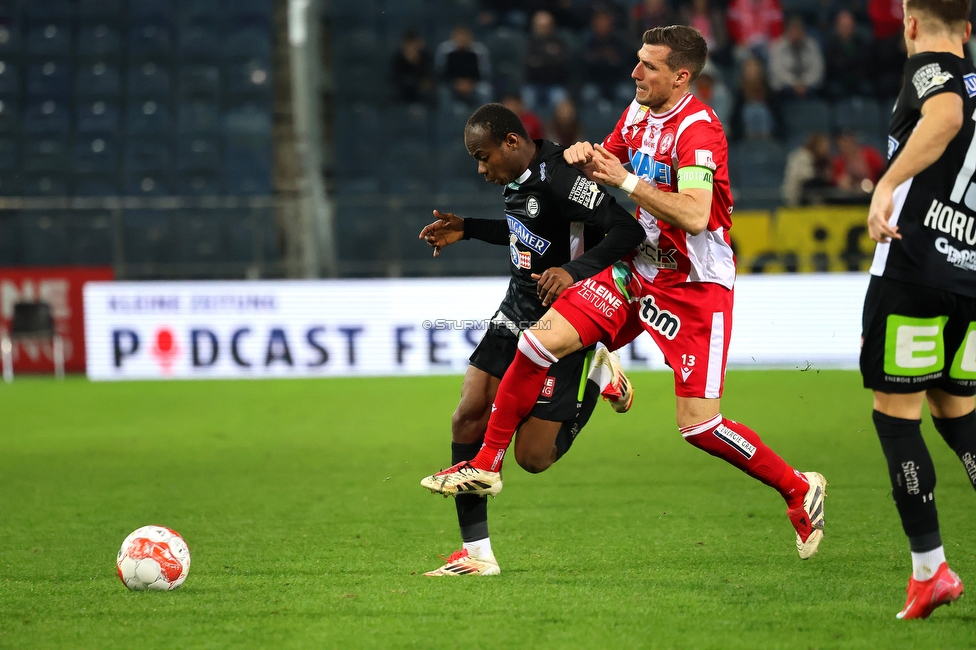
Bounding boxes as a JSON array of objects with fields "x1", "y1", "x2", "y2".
[{"x1": 2, "y1": 370, "x2": 975, "y2": 649}]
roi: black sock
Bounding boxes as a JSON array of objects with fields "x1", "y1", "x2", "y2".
[
  {"x1": 932, "y1": 410, "x2": 976, "y2": 492},
  {"x1": 452, "y1": 442, "x2": 488, "y2": 543},
  {"x1": 873, "y1": 410, "x2": 942, "y2": 552},
  {"x1": 554, "y1": 380, "x2": 601, "y2": 461}
]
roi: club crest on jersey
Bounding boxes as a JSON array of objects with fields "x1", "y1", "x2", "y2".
[
  {"x1": 629, "y1": 151, "x2": 672, "y2": 186},
  {"x1": 912, "y1": 63, "x2": 953, "y2": 98},
  {"x1": 506, "y1": 215, "x2": 551, "y2": 255},
  {"x1": 658, "y1": 130, "x2": 675, "y2": 155},
  {"x1": 509, "y1": 234, "x2": 532, "y2": 269},
  {"x1": 526, "y1": 196, "x2": 540, "y2": 217},
  {"x1": 638, "y1": 295, "x2": 680, "y2": 340}
]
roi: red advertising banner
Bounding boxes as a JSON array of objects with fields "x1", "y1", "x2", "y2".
[{"x1": 1, "y1": 267, "x2": 114, "y2": 373}]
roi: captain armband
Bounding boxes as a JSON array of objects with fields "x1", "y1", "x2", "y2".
[{"x1": 676, "y1": 165, "x2": 714, "y2": 192}]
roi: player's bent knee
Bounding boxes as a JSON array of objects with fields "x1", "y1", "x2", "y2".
[{"x1": 513, "y1": 447, "x2": 552, "y2": 474}]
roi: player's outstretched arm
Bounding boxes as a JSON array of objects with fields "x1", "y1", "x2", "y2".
[
  {"x1": 868, "y1": 93, "x2": 964, "y2": 243},
  {"x1": 590, "y1": 144, "x2": 711, "y2": 235},
  {"x1": 419, "y1": 210, "x2": 465, "y2": 257}
]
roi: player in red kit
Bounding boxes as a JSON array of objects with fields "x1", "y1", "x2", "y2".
[{"x1": 422, "y1": 25, "x2": 828, "y2": 559}]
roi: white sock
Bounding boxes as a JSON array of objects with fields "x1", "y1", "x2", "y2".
[
  {"x1": 911, "y1": 546, "x2": 946, "y2": 581},
  {"x1": 588, "y1": 343, "x2": 613, "y2": 392},
  {"x1": 463, "y1": 537, "x2": 492, "y2": 560}
]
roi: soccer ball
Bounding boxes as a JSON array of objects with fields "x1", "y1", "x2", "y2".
[{"x1": 116, "y1": 525, "x2": 191, "y2": 591}]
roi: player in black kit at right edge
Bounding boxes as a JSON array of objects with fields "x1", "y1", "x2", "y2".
[
  {"x1": 862, "y1": 0, "x2": 976, "y2": 620},
  {"x1": 416, "y1": 104, "x2": 644, "y2": 577}
]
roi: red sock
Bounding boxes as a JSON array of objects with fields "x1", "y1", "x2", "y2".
[
  {"x1": 470, "y1": 331, "x2": 556, "y2": 471},
  {"x1": 680, "y1": 415, "x2": 809, "y2": 507}
]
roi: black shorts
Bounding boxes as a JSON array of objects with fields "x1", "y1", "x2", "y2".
[
  {"x1": 861, "y1": 275, "x2": 976, "y2": 395},
  {"x1": 469, "y1": 326, "x2": 596, "y2": 422}
]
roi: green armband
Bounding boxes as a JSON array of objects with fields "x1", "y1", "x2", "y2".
[{"x1": 676, "y1": 165, "x2": 714, "y2": 191}]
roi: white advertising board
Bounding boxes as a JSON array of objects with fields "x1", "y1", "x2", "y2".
[{"x1": 84, "y1": 274, "x2": 870, "y2": 380}]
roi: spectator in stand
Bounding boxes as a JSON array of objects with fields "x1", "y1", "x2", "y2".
[
  {"x1": 692, "y1": 60, "x2": 732, "y2": 124},
  {"x1": 729, "y1": 56, "x2": 778, "y2": 141},
  {"x1": 832, "y1": 129, "x2": 885, "y2": 199},
  {"x1": 824, "y1": 9, "x2": 872, "y2": 100},
  {"x1": 726, "y1": 0, "x2": 784, "y2": 62},
  {"x1": 767, "y1": 15, "x2": 825, "y2": 101},
  {"x1": 391, "y1": 30, "x2": 434, "y2": 105},
  {"x1": 435, "y1": 24, "x2": 492, "y2": 107},
  {"x1": 502, "y1": 93, "x2": 545, "y2": 141},
  {"x1": 477, "y1": 0, "x2": 528, "y2": 30},
  {"x1": 548, "y1": 98, "x2": 581, "y2": 146},
  {"x1": 782, "y1": 132, "x2": 833, "y2": 206},
  {"x1": 581, "y1": 7, "x2": 633, "y2": 104},
  {"x1": 630, "y1": 0, "x2": 677, "y2": 43},
  {"x1": 868, "y1": 0, "x2": 905, "y2": 100},
  {"x1": 681, "y1": 0, "x2": 731, "y2": 65},
  {"x1": 522, "y1": 10, "x2": 571, "y2": 114}
]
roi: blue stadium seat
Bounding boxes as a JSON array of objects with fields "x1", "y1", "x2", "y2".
[
  {"x1": 78, "y1": 24, "x2": 121, "y2": 59},
  {"x1": 0, "y1": 98, "x2": 18, "y2": 132},
  {"x1": 0, "y1": 61, "x2": 18, "y2": 96},
  {"x1": 832, "y1": 97, "x2": 883, "y2": 142},
  {"x1": 384, "y1": 104, "x2": 431, "y2": 141},
  {"x1": 333, "y1": 29, "x2": 379, "y2": 66},
  {"x1": 70, "y1": 212, "x2": 114, "y2": 265},
  {"x1": 179, "y1": 64, "x2": 220, "y2": 96},
  {"x1": 73, "y1": 135, "x2": 118, "y2": 174},
  {"x1": 224, "y1": 27, "x2": 271, "y2": 63},
  {"x1": 225, "y1": 133, "x2": 271, "y2": 195},
  {"x1": 126, "y1": 100, "x2": 173, "y2": 134},
  {"x1": 178, "y1": 135, "x2": 220, "y2": 171},
  {"x1": 129, "y1": 24, "x2": 172, "y2": 59},
  {"x1": 27, "y1": 24, "x2": 72, "y2": 58},
  {"x1": 0, "y1": 211, "x2": 17, "y2": 264},
  {"x1": 224, "y1": 102, "x2": 271, "y2": 134},
  {"x1": 127, "y1": 62, "x2": 171, "y2": 96},
  {"x1": 25, "y1": 97, "x2": 70, "y2": 133},
  {"x1": 124, "y1": 172, "x2": 174, "y2": 196},
  {"x1": 781, "y1": 99, "x2": 831, "y2": 143},
  {"x1": 226, "y1": 208, "x2": 276, "y2": 261},
  {"x1": 23, "y1": 173, "x2": 70, "y2": 196},
  {"x1": 176, "y1": 213, "x2": 223, "y2": 262},
  {"x1": 729, "y1": 140, "x2": 787, "y2": 210},
  {"x1": 580, "y1": 102, "x2": 620, "y2": 142},
  {"x1": 125, "y1": 138, "x2": 171, "y2": 172},
  {"x1": 180, "y1": 0, "x2": 222, "y2": 23},
  {"x1": 333, "y1": 62, "x2": 380, "y2": 101},
  {"x1": 77, "y1": 99, "x2": 121, "y2": 133},
  {"x1": 177, "y1": 24, "x2": 220, "y2": 61},
  {"x1": 74, "y1": 174, "x2": 119, "y2": 196},
  {"x1": 226, "y1": 61, "x2": 271, "y2": 98},
  {"x1": 123, "y1": 210, "x2": 173, "y2": 263},
  {"x1": 128, "y1": 0, "x2": 174, "y2": 24},
  {"x1": 24, "y1": 137, "x2": 70, "y2": 173},
  {"x1": 25, "y1": 0, "x2": 72, "y2": 20},
  {"x1": 0, "y1": 24, "x2": 17, "y2": 59},
  {"x1": 433, "y1": 103, "x2": 471, "y2": 145},
  {"x1": 78, "y1": 0, "x2": 121, "y2": 21},
  {"x1": 19, "y1": 213, "x2": 69, "y2": 264},
  {"x1": 226, "y1": 0, "x2": 272, "y2": 22},
  {"x1": 178, "y1": 97, "x2": 220, "y2": 132},
  {"x1": 27, "y1": 61, "x2": 71, "y2": 96},
  {"x1": 0, "y1": 136, "x2": 15, "y2": 171},
  {"x1": 76, "y1": 62, "x2": 121, "y2": 95},
  {"x1": 178, "y1": 171, "x2": 222, "y2": 195}
]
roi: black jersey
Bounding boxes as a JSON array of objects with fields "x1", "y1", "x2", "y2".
[
  {"x1": 871, "y1": 51, "x2": 976, "y2": 298},
  {"x1": 462, "y1": 139, "x2": 644, "y2": 327}
]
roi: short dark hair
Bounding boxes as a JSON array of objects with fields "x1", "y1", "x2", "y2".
[
  {"x1": 465, "y1": 103, "x2": 529, "y2": 144},
  {"x1": 906, "y1": 0, "x2": 972, "y2": 25},
  {"x1": 642, "y1": 25, "x2": 708, "y2": 82}
]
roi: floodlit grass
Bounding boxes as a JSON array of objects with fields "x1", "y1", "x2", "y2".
[{"x1": 1, "y1": 370, "x2": 974, "y2": 649}]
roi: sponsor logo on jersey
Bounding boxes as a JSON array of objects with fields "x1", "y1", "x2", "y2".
[
  {"x1": 680, "y1": 366, "x2": 693, "y2": 381},
  {"x1": 658, "y1": 130, "x2": 674, "y2": 155},
  {"x1": 568, "y1": 176, "x2": 602, "y2": 209},
  {"x1": 912, "y1": 63, "x2": 953, "y2": 98},
  {"x1": 965, "y1": 74, "x2": 976, "y2": 98},
  {"x1": 577, "y1": 277, "x2": 623, "y2": 317},
  {"x1": 506, "y1": 215, "x2": 551, "y2": 255},
  {"x1": 924, "y1": 199, "x2": 976, "y2": 246},
  {"x1": 638, "y1": 295, "x2": 681, "y2": 340},
  {"x1": 695, "y1": 149, "x2": 716, "y2": 170},
  {"x1": 629, "y1": 150, "x2": 672, "y2": 186},
  {"x1": 887, "y1": 136, "x2": 899, "y2": 159},
  {"x1": 541, "y1": 376, "x2": 556, "y2": 398},
  {"x1": 636, "y1": 241, "x2": 678, "y2": 270},
  {"x1": 935, "y1": 237, "x2": 976, "y2": 270},
  {"x1": 713, "y1": 424, "x2": 756, "y2": 459},
  {"x1": 539, "y1": 162, "x2": 547, "y2": 181},
  {"x1": 526, "y1": 196, "x2": 540, "y2": 217}
]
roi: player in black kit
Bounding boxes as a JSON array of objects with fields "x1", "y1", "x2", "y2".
[
  {"x1": 862, "y1": 0, "x2": 975, "y2": 619},
  {"x1": 418, "y1": 103, "x2": 645, "y2": 576}
]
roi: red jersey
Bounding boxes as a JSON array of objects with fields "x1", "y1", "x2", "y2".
[{"x1": 602, "y1": 92, "x2": 736, "y2": 289}]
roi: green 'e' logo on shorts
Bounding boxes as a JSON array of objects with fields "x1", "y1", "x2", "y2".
[
  {"x1": 949, "y1": 323, "x2": 976, "y2": 380},
  {"x1": 884, "y1": 315, "x2": 948, "y2": 376}
]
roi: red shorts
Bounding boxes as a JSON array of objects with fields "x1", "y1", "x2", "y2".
[{"x1": 553, "y1": 262, "x2": 734, "y2": 398}]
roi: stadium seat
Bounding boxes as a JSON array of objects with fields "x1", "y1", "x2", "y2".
[
  {"x1": 179, "y1": 64, "x2": 220, "y2": 96},
  {"x1": 78, "y1": 0, "x2": 121, "y2": 21},
  {"x1": 74, "y1": 173, "x2": 119, "y2": 196},
  {"x1": 226, "y1": 208, "x2": 276, "y2": 263},
  {"x1": 129, "y1": 24, "x2": 172, "y2": 60},
  {"x1": 0, "y1": 137, "x2": 15, "y2": 171},
  {"x1": 832, "y1": 97, "x2": 882, "y2": 141},
  {"x1": 176, "y1": 212, "x2": 223, "y2": 263},
  {"x1": 24, "y1": 97, "x2": 71, "y2": 134},
  {"x1": 126, "y1": 100, "x2": 173, "y2": 134},
  {"x1": 226, "y1": 61, "x2": 272, "y2": 98},
  {"x1": 0, "y1": 98, "x2": 18, "y2": 132},
  {"x1": 781, "y1": 99, "x2": 831, "y2": 144},
  {"x1": 125, "y1": 138, "x2": 171, "y2": 172},
  {"x1": 434, "y1": 103, "x2": 472, "y2": 145},
  {"x1": 0, "y1": 211, "x2": 17, "y2": 264},
  {"x1": 23, "y1": 173, "x2": 69, "y2": 197},
  {"x1": 73, "y1": 135, "x2": 118, "y2": 174},
  {"x1": 25, "y1": 0, "x2": 72, "y2": 20},
  {"x1": 123, "y1": 209, "x2": 174, "y2": 263},
  {"x1": 178, "y1": 171, "x2": 222, "y2": 195},
  {"x1": 18, "y1": 212, "x2": 69, "y2": 264},
  {"x1": 224, "y1": 134, "x2": 272, "y2": 196},
  {"x1": 123, "y1": 172, "x2": 174, "y2": 196},
  {"x1": 224, "y1": 102, "x2": 271, "y2": 134},
  {"x1": 580, "y1": 101, "x2": 621, "y2": 142},
  {"x1": 78, "y1": 24, "x2": 121, "y2": 59},
  {"x1": 27, "y1": 61, "x2": 71, "y2": 96},
  {"x1": 24, "y1": 137, "x2": 70, "y2": 173},
  {"x1": 70, "y1": 212, "x2": 114, "y2": 265},
  {"x1": 27, "y1": 24, "x2": 72, "y2": 58},
  {"x1": 77, "y1": 99, "x2": 121, "y2": 133},
  {"x1": 226, "y1": 0, "x2": 273, "y2": 22},
  {"x1": 127, "y1": 62, "x2": 171, "y2": 96},
  {"x1": 0, "y1": 61, "x2": 19, "y2": 95},
  {"x1": 729, "y1": 141, "x2": 787, "y2": 210},
  {"x1": 178, "y1": 135, "x2": 220, "y2": 172},
  {"x1": 224, "y1": 28, "x2": 271, "y2": 63},
  {"x1": 180, "y1": 0, "x2": 222, "y2": 23},
  {"x1": 384, "y1": 103, "x2": 431, "y2": 141},
  {"x1": 177, "y1": 25, "x2": 221, "y2": 61},
  {"x1": 128, "y1": 0, "x2": 174, "y2": 24},
  {"x1": 0, "y1": 24, "x2": 18, "y2": 59},
  {"x1": 333, "y1": 29, "x2": 379, "y2": 67},
  {"x1": 178, "y1": 98, "x2": 220, "y2": 133},
  {"x1": 75, "y1": 62, "x2": 121, "y2": 95},
  {"x1": 333, "y1": 62, "x2": 381, "y2": 101}
]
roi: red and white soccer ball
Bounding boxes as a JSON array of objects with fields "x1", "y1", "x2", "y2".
[{"x1": 116, "y1": 525, "x2": 191, "y2": 591}]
